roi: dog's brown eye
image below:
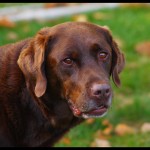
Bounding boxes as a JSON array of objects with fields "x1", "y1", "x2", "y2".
[
  {"x1": 98, "y1": 52, "x2": 108, "y2": 60},
  {"x1": 63, "y1": 58, "x2": 73, "y2": 65}
]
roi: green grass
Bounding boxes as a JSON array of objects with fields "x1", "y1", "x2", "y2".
[
  {"x1": 1, "y1": 5, "x2": 150, "y2": 147},
  {"x1": 110, "y1": 132, "x2": 150, "y2": 147}
]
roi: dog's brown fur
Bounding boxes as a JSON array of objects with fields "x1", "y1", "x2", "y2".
[{"x1": 0, "y1": 22, "x2": 125, "y2": 147}]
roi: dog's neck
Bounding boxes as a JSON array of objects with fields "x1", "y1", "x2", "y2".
[
  {"x1": 20, "y1": 87, "x2": 84, "y2": 146},
  {"x1": 39, "y1": 92, "x2": 84, "y2": 129},
  {"x1": 25, "y1": 84, "x2": 83, "y2": 129}
]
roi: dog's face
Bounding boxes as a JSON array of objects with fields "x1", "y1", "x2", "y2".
[{"x1": 18, "y1": 22, "x2": 125, "y2": 119}]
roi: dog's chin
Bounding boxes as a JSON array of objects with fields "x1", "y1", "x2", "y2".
[{"x1": 68, "y1": 100, "x2": 109, "y2": 119}]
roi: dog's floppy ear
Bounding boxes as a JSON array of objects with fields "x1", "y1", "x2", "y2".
[
  {"x1": 102, "y1": 26, "x2": 125, "y2": 87},
  {"x1": 17, "y1": 27, "x2": 51, "y2": 97},
  {"x1": 111, "y1": 40, "x2": 125, "y2": 87}
]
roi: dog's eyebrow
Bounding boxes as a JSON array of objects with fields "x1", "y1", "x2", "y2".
[
  {"x1": 62, "y1": 48, "x2": 80, "y2": 59},
  {"x1": 90, "y1": 43, "x2": 112, "y2": 54}
]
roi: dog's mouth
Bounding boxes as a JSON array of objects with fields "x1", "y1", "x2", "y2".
[{"x1": 68, "y1": 100, "x2": 109, "y2": 119}]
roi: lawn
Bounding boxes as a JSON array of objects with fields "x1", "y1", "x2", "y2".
[{"x1": 1, "y1": 5, "x2": 150, "y2": 147}]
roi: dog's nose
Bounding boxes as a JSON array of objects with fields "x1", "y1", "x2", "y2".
[{"x1": 90, "y1": 84, "x2": 111, "y2": 99}]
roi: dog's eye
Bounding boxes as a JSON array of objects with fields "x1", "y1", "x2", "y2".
[
  {"x1": 98, "y1": 52, "x2": 108, "y2": 60},
  {"x1": 63, "y1": 58, "x2": 73, "y2": 65}
]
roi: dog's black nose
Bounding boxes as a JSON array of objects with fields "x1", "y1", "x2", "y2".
[{"x1": 90, "y1": 84, "x2": 111, "y2": 99}]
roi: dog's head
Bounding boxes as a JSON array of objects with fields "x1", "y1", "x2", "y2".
[{"x1": 18, "y1": 22, "x2": 125, "y2": 119}]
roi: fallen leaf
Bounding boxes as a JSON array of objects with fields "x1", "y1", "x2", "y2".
[
  {"x1": 135, "y1": 41, "x2": 150, "y2": 57},
  {"x1": 0, "y1": 17, "x2": 15, "y2": 28},
  {"x1": 115, "y1": 123, "x2": 135, "y2": 136},
  {"x1": 102, "y1": 119, "x2": 111, "y2": 126},
  {"x1": 102, "y1": 125, "x2": 113, "y2": 136},
  {"x1": 7, "y1": 32, "x2": 18, "y2": 40},
  {"x1": 90, "y1": 141, "x2": 97, "y2": 147},
  {"x1": 120, "y1": 3, "x2": 150, "y2": 8},
  {"x1": 94, "y1": 129, "x2": 111, "y2": 140},
  {"x1": 101, "y1": 119, "x2": 113, "y2": 136},
  {"x1": 91, "y1": 139, "x2": 111, "y2": 147},
  {"x1": 94, "y1": 130, "x2": 107, "y2": 140},
  {"x1": 92, "y1": 12, "x2": 111, "y2": 20},
  {"x1": 72, "y1": 14, "x2": 88, "y2": 22},
  {"x1": 61, "y1": 137, "x2": 71, "y2": 145},
  {"x1": 141, "y1": 122, "x2": 150, "y2": 133},
  {"x1": 85, "y1": 118, "x2": 95, "y2": 124},
  {"x1": 44, "y1": 3, "x2": 67, "y2": 8},
  {"x1": 44, "y1": 3, "x2": 57, "y2": 8}
]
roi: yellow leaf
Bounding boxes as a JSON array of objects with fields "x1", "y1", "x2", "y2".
[
  {"x1": 102, "y1": 125, "x2": 113, "y2": 136},
  {"x1": 0, "y1": 17, "x2": 15, "y2": 28},
  {"x1": 115, "y1": 123, "x2": 135, "y2": 136},
  {"x1": 72, "y1": 14, "x2": 88, "y2": 22},
  {"x1": 92, "y1": 12, "x2": 111, "y2": 20},
  {"x1": 141, "y1": 122, "x2": 150, "y2": 133},
  {"x1": 135, "y1": 41, "x2": 150, "y2": 57},
  {"x1": 120, "y1": 3, "x2": 150, "y2": 8},
  {"x1": 44, "y1": 3, "x2": 68, "y2": 8},
  {"x1": 102, "y1": 119, "x2": 111, "y2": 126},
  {"x1": 91, "y1": 139, "x2": 111, "y2": 147},
  {"x1": 85, "y1": 118, "x2": 95, "y2": 124},
  {"x1": 7, "y1": 32, "x2": 18, "y2": 40},
  {"x1": 61, "y1": 137, "x2": 71, "y2": 145}
]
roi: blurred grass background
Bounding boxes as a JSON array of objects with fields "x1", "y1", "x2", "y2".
[{"x1": 1, "y1": 3, "x2": 150, "y2": 147}]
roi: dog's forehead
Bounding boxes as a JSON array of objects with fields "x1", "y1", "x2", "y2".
[
  {"x1": 50, "y1": 22, "x2": 111, "y2": 48},
  {"x1": 48, "y1": 22, "x2": 112, "y2": 60},
  {"x1": 51, "y1": 22, "x2": 107, "y2": 38}
]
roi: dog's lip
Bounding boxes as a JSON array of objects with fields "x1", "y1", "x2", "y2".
[
  {"x1": 68, "y1": 100, "x2": 109, "y2": 117},
  {"x1": 69, "y1": 104, "x2": 82, "y2": 116},
  {"x1": 68, "y1": 100, "x2": 82, "y2": 116},
  {"x1": 83, "y1": 105, "x2": 108, "y2": 116}
]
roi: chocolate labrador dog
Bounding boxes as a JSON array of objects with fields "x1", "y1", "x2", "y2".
[{"x1": 0, "y1": 22, "x2": 125, "y2": 147}]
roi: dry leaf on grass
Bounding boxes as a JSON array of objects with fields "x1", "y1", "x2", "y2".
[
  {"x1": 102, "y1": 125, "x2": 113, "y2": 136},
  {"x1": 44, "y1": 3, "x2": 58, "y2": 8},
  {"x1": 94, "y1": 127, "x2": 112, "y2": 140},
  {"x1": 91, "y1": 139, "x2": 111, "y2": 147},
  {"x1": 61, "y1": 137, "x2": 71, "y2": 145},
  {"x1": 0, "y1": 17, "x2": 15, "y2": 28},
  {"x1": 7, "y1": 32, "x2": 18, "y2": 40},
  {"x1": 135, "y1": 41, "x2": 150, "y2": 57},
  {"x1": 115, "y1": 123, "x2": 135, "y2": 136},
  {"x1": 141, "y1": 122, "x2": 150, "y2": 133},
  {"x1": 92, "y1": 12, "x2": 111, "y2": 20},
  {"x1": 102, "y1": 119, "x2": 112, "y2": 126},
  {"x1": 72, "y1": 14, "x2": 88, "y2": 22},
  {"x1": 101, "y1": 119, "x2": 113, "y2": 136},
  {"x1": 44, "y1": 3, "x2": 68, "y2": 8},
  {"x1": 120, "y1": 3, "x2": 150, "y2": 8},
  {"x1": 85, "y1": 118, "x2": 95, "y2": 124},
  {"x1": 94, "y1": 130, "x2": 108, "y2": 140}
]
